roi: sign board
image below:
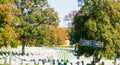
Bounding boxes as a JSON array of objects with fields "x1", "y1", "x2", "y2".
[
  {"x1": 80, "y1": 40, "x2": 104, "y2": 47},
  {"x1": 80, "y1": 40, "x2": 95, "y2": 46},
  {"x1": 94, "y1": 41, "x2": 104, "y2": 47}
]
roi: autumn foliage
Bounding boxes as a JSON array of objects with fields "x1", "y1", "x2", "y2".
[
  {"x1": 0, "y1": 5, "x2": 12, "y2": 23},
  {"x1": 55, "y1": 28, "x2": 69, "y2": 45},
  {"x1": 0, "y1": 2, "x2": 17, "y2": 47},
  {"x1": 0, "y1": 0, "x2": 68, "y2": 48}
]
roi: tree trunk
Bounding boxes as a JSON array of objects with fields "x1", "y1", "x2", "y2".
[
  {"x1": 95, "y1": 54, "x2": 102, "y2": 63},
  {"x1": 22, "y1": 43, "x2": 25, "y2": 55}
]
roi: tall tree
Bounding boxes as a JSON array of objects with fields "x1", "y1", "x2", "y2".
[
  {"x1": 70, "y1": 0, "x2": 120, "y2": 62},
  {"x1": 0, "y1": 0, "x2": 17, "y2": 47},
  {"x1": 12, "y1": 0, "x2": 59, "y2": 55}
]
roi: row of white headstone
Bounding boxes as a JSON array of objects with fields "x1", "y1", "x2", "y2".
[
  {"x1": 0, "y1": 46, "x2": 120, "y2": 65},
  {"x1": 1, "y1": 55, "x2": 119, "y2": 65}
]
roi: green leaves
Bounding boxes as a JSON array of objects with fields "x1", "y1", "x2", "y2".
[
  {"x1": 0, "y1": 3, "x2": 17, "y2": 47},
  {"x1": 11, "y1": 40, "x2": 18, "y2": 48},
  {"x1": 70, "y1": 0, "x2": 120, "y2": 59},
  {"x1": 12, "y1": 0, "x2": 60, "y2": 47},
  {"x1": 84, "y1": 19, "x2": 97, "y2": 32}
]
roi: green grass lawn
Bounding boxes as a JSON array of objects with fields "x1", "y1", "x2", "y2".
[
  {"x1": 52, "y1": 45, "x2": 75, "y2": 48},
  {"x1": 0, "y1": 64, "x2": 9, "y2": 65}
]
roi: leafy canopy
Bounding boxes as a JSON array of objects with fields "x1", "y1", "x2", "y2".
[
  {"x1": 0, "y1": 0, "x2": 17, "y2": 47},
  {"x1": 70, "y1": 0, "x2": 120, "y2": 59},
  {"x1": 13, "y1": 0, "x2": 60, "y2": 46}
]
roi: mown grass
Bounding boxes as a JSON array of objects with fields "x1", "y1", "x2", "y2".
[
  {"x1": 0, "y1": 64, "x2": 9, "y2": 65},
  {"x1": 52, "y1": 45, "x2": 75, "y2": 48}
]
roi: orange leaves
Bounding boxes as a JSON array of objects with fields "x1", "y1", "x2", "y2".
[
  {"x1": 0, "y1": 4, "x2": 12, "y2": 23},
  {"x1": 0, "y1": 0, "x2": 19, "y2": 24},
  {"x1": 46, "y1": 26, "x2": 69, "y2": 45},
  {"x1": 12, "y1": 7, "x2": 20, "y2": 15},
  {"x1": 0, "y1": 0, "x2": 18, "y2": 47},
  {"x1": 55, "y1": 28, "x2": 69, "y2": 45}
]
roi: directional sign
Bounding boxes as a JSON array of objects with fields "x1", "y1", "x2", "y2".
[
  {"x1": 80, "y1": 40, "x2": 95, "y2": 46},
  {"x1": 94, "y1": 41, "x2": 104, "y2": 47}
]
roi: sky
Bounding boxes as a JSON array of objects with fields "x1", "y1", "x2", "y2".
[{"x1": 48, "y1": 0, "x2": 80, "y2": 28}]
